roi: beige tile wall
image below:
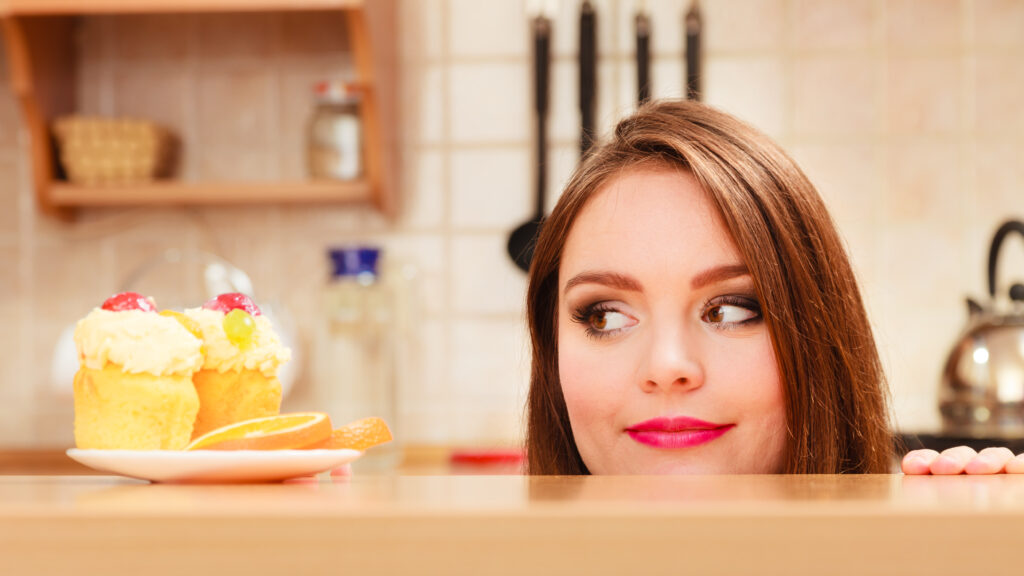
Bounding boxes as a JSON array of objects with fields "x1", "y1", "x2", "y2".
[{"x1": 0, "y1": 0, "x2": 1023, "y2": 449}]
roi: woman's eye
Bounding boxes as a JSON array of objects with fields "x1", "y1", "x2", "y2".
[
  {"x1": 702, "y1": 300, "x2": 760, "y2": 326},
  {"x1": 586, "y1": 310, "x2": 630, "y2": 332},
  {"x1": 571, "y1": 304, "x2": 636, "y2": 338}
]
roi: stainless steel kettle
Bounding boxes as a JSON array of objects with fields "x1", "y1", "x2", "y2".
[{"x1": 940, "y1": 220, "x2": 1024, "y2": 438}]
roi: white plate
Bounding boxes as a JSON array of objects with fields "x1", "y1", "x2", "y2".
[{"x1": 66, "y1": 448, "x2": 362, "y2": 483}]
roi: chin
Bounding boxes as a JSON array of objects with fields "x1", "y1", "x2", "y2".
[
  {"x1": 640, "y1": 460, "x2": 727, "y2": 475},
  {"x1": 590, "y1": 453, "x2": 727, "y2": 475},
  {"x1": 622, "y1": 451, "x2": 774, "y2": 475}
]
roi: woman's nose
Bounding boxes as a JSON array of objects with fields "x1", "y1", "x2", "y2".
[{"x1": 639, "y1": 323, "x2": 704, "y2": 393}]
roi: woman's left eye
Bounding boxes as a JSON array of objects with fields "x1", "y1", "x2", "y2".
[{"x1": 702, "y1": 296, "x2": 761, "y2": 326}]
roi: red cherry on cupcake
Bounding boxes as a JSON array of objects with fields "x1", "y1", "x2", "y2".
[
  {"x1": 202, "y1": 292, "x2": 262, "y2": 316},
  {"x1": 101, "y1": 292, "x2": 158, "y2": 312}
]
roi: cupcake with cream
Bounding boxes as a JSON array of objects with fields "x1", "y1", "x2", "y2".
[
  {"x1": 73, "y1": 292, "x2": 203, "y2": 450},
  {"x1": 183, "y1": 293, "x2": 291, "y2": 439}
]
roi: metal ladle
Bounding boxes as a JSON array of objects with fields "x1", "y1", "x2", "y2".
[{"x1": 507, "y1": 11, "x2": 552, "y2": 273}]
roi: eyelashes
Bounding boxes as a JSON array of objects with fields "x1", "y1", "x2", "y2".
[
  {"x1": 570, "y1": 302, "x2": 629, "y2": 339},
  {"x1": 570, "y1": 294, "x2": 763, "y2": 340},
  {"x1": 702, "y1": 295, "x2": 762, "y2": 326}
]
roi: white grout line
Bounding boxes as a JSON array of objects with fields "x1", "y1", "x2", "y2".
[
  {"x1": 781, "y1": 0, "x2": 794, "y2": 145},
  {"x1": 960, "y1": 0, "x2": 977, "y2": 269},
  {"x1": 16, "y1": 132, "x2": 34, "y2": 440},
  {"x1": 439, "y1": 0, "x2": 456, "y2": 417}
]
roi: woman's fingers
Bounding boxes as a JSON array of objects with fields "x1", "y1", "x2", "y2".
[
  {"x1": 929, "y1": 446, "x2": 978, "y2": 475},
  {"x1": 1006, "y1": 453, "x2": 1024, "y2": 474},
  {"x1": 963, "y1": 447, "x2": 1015, "y2": 474},
  {"x1": 902, "y1": 446, "x2": 1024, "y2": 475},
  {"x1": 901, "y1": 449, "x2": 940, "y2": 474}
]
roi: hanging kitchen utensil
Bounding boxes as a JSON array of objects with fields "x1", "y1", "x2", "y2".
[
  {"x1": 507, "y1": 6, "x2": 553, "y2": 273},
  {"x1": 685, "y1": 0, "x2": 702, "y2": 101},
  {"x1": 579, "y1": 0, "x2": 597, "y2": 156},
  {"x1": 939, "y1": 219, "x2": 1024, "y2": 438},
  {"x1": 636, "y1": 3, "x2": 651, "y2": 106}
]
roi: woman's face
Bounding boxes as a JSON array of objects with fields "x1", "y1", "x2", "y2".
[{"x1": 557, "y1": 167, "x2": 788, "y2": 474}]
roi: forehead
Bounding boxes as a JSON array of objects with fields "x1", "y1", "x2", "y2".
[{"x1": 560, "y1": 168, "x2": 741, "y2": 282}]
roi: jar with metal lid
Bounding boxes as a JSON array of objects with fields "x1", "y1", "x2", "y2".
[{"x1": 307, "y1": 81, "x2": 363, "y2": 180}]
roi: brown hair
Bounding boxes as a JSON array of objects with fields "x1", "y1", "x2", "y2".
[{"x1": 525, "y1": 100, "x2": 894, "y2": 474}]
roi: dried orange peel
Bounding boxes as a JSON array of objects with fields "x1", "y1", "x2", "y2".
[
  {"x1": 185, "y1": 412, "x2": 332, "y2": 451},
  {"x1": 312, "y1": 417, "x2": 393, "y2": 451}
]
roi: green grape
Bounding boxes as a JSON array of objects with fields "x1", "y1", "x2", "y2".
[{"x1": 223, "y1": 309, "x2": 256, "y2": 350}]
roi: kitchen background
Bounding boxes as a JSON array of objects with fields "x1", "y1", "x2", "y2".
[{"x1": 1, "y1": 0, "x2": 1023, "y2": 449}]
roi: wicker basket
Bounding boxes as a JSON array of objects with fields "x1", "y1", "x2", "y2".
[{"x1": 52, "y1": 116, "x2": 174, "y2": 186}]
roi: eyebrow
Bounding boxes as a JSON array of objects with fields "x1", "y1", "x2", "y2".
[
  {"x1": 562, "y1": 263, "x2": 750, "y2": 296},
  {"x1": 563, "y1": 271, "x2": 642, "y2": 295},
  {"x1": 690, "y1": 264, "x2": 750, "y2": 290}
]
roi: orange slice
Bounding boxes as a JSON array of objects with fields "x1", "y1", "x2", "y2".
[
  {"x1": 313, "y1": 417, "x2": 393, "y2": 451},
  {"x1": 159, "y1": 310, "x2": 203, "y2": 340},
  {"x1": 186, "y1": 412, "x2": 332, "y2": 451}
]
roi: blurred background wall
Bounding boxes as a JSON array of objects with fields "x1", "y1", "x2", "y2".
[{"x1": 1, "y1": 0, "x2": 1023, "y2": 447}]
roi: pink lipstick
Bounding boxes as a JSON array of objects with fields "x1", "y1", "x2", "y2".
[{"x1": 626, "y1": 416, "x2": 734, "y2": 449}]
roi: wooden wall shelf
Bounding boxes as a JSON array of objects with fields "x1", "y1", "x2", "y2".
[
  {"x1": 1, "y1": 1, "x2": 366, "y2": 15},
  {"x1": 0, "y1": 0, "x2": 398, "y2": 219},
  {"x1": 49, "y1": 181, "x2": 372, "y2": 207}
]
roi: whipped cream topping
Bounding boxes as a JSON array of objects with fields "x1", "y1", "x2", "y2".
[
  {"x1": 74, "y1": 309, "x2": 204, "y2": 376},
  {"x1": 183, "y1": 308, "x2": 291, "y2": 377}
]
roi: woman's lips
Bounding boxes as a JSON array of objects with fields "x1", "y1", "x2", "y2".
[{"x1": 626, "y1": 416, "x2": 734, "y2": 449}]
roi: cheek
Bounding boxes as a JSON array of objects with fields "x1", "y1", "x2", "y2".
[
  {"x1": 557, "y1": 335, "x2": 628, "y2": 437},
  {"x1": 723, "y1": 332, "x2": 784, "y2": 406},
  {"x1": 558, "y1": 342, "x2": 625, "y2": 474},
  {"x1": 559, "y1": 344, "x2": 607, "y2": 418},
  {"x1": 750, "y1": 342, "x2": 784, "y2": 407},
  {"x1": 734, "y1": 336, "x2": 788, "y2": 471},
  {"x1": 697, "y1": 331, "x2": 787, "y2": 471}
]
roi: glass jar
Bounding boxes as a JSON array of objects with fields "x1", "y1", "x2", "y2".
[
  {"x1": 316, "y1": 246, "x2": 402, "y2": 472},
  {"x1": 307, "y1": 81, "x2": 363, "y2": 180}
]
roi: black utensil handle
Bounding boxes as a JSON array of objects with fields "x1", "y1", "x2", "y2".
[
  {"x1": 685, "y1": 1, "x2": 701, "y2": 101},
  {"x1": 580, "y1": 1, "x2": 596, "y2": 155},
  {"x1": 535, "y1": 17, "x2": 551, "y2": 116},
  {"x1": 535, "y1": 113, "x2": 547, "y2": 219},
  {"x1": 987, "y1": 220, "x2": 1024, "y2": 297},
  {"x1": 534, "y1": 16, "x2": 551, "y2": 218},
  {"x1": 580, "y1": 105, "x2": 595, "y2": 158},
  {"x1": 581, "y1": 104, "x2": 595, "y2": 157},
  {"x1": 636, "y1": 13, "x2": 650, "y2": 105}
]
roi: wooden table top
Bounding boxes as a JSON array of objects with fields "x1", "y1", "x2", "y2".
[{"x1": 2, "y1": 473, "x2": 1024, "y2": 575}]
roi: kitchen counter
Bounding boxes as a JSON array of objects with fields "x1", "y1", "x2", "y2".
[{"x1": 3, "y1": 474, "x2": 1024, "y2": 575}]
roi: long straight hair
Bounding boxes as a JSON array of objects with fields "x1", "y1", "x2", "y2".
[{"x1": 526, "y1": 100, "x2": 894, "y2": 474}]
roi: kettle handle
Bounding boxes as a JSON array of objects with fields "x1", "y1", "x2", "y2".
[{"x1": 987, "y1": 219, "x2": 1024, "y2": 298}]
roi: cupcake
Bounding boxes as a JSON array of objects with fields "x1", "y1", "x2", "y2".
[
  {"x1": 184, "y1": 293, "x2": 291, "y2": 439},
  {"x1": 73, "y1": 292, "x2": 203, "y2": 450}
]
